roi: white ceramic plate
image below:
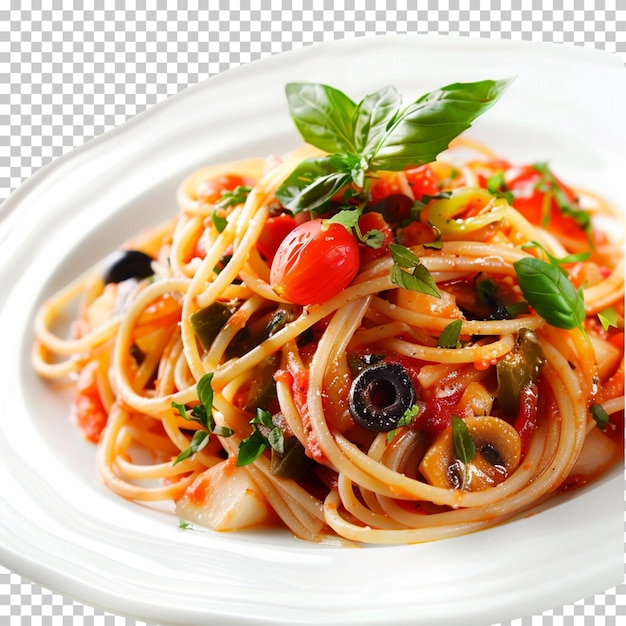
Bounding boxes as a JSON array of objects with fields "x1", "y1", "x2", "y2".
[{"x1": 0, "y1": 35, "x2": 624, "y2": 626}]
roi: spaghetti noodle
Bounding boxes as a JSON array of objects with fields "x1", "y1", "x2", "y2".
[{"x1": 33, "y1": 81, "x2": 624, "y2": 544}]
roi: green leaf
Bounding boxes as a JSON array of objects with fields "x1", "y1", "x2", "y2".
[
  {"x1": 285, "y1": 82, "x2": 358, "y2": 154},
  {"x1": 476, "y1": 278, "x2": 495, "y2": 302},
  {"x1": 274, "y1": 156, "x2": 353, "y2": 214},
  {"x1": 216, "y1": 185, "x2": 252, "y2": 209},
  {"x1": 369, "y1": 79, "x2": 513, "y2": 171},
  {"x1": 590, "y1": 403, "x2": 609, "y2": 430},
  {"x1": 486, "y1": 169, "x2": 514, "y2": 204},
  {"x1": 353, "y1": 85, "x2": 402, "y2": 154},
  {"x1": 252, "y1": 407, "x2": 274, "y2": 429},
  {"x1": 521, "y1": 241, "x2": 590, "y2": 275},
  {"x1": 598, "y1": 307, "x2": 619, "y2": 331},
  {"x1": 236, "y1": 429, "x2": 269, "y2": 466},
  {"x1": 451, "y1": 415, "x2": 475, "y2": 464},
  {"x1": 173, "y1": 430, "x2": 209, "y2": 465},
  {"x1": 171, "y1": 373, "x2": 233, "y2": 465},
  {"x1": 388, "y1": 242, "x2": 417, "y2": 268},
  {"x1": 323, "y1": 208, "x2": 361, "y2": 230},
  {"x1": 438, "y1": 319, "x2": 463, "y2": 348},
  {"x1": 268, "y1": 427, "x2": 285, "y2": 455},
  {"x1": 211, "y1": 208, "x2": 228, "y2": 233},
  {"x1": 389, "y1": 243, "x2": 441, "y2": 298},
  {"x1": 513, "y1": 256, "x2": 585, "y2": 330},
  {"x1": 387, "y1": 403, "x2": 422, "y2": 443},
  {"x1": 363, "y1": 228, "x2": 385, "y2": 249}
]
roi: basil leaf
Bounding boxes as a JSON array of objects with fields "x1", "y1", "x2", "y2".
[
  {"x1": 476, "y1": 278, "x2": 496, "y2": 302},
  {"x1": 513, "y1": 257, "x2": 585, "y2": 330},
  {"x1": 370, "y1": 79, "x2": 513, "y2": 171},
  {"x1": 438, "y1": 319, "x2": 463, "y2": 348},
  {"x1": 196, "y1": 373, "x2": 214, "y2": 416},
  {"x1": 452, "y1": 415, "x2": 475, "y2": 464},
  {"x1": 388, "y1": 242, "x2": 421, "y2": 268},
  {"x1": 521, "y1": 241, "x2": 590, "y2": 276},
  {"x1": 285, "y1": 82, "x2": 358, "y2": 154},
  {"x1": 268, "y1": 427, "x2": 285, "y2": 455},
  {"x1": 275, "y1": 156, "x2": 353, "y2": 214},
  {"x1": 211, "y1": 209, "x2": 227, "y2": 233},
  {"x1": 216, "y1": 185, "x2": 252, "y2": 209},
  {"x1": 363, "y1": 228, "x2": 385, "y2": 249},
  {"x1": 389, "y1": 243, "x2": 441, "y2": 298},
  {"x1": 173, "y1": 430, "x2": 209, "y2": 465},
  {"x1": 353, "y1": 85, "x2": 402, "y2": 154},
  {"x1": 387, "y1": 403, "x2": 422, "y2": 443},
  {"x1": 590, "y1": 403, "x2": 609, "y2": 430},
  {"x1": 236, "y1": 429, "x2": 269, "y2": 466},
  {"x1": 253, "y1": 407, "x2": 275, "y2": 429},
  {"x1": 486, "y1": 169, "x2": 514, "y2": 204}
]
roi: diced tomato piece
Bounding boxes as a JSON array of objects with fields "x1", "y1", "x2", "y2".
[
  {"x1": 195, "y1": 174, "x2": 249, "y2": 203},
  {"x1": 404, "y1": 164, "x2": 439, "y2": 200},
  {"x1": 73, "y1": 361, "x2": 108, "y2": 443}
]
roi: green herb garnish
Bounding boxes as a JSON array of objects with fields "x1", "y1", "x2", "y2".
[
  {"x1": 531, "y1": 163, "x2": 592, "y2": 243},
  {"x1": 217, "y1": 185, "x2": 252, "y2": 209},
  {"x1": 590, "y1": 403, "x2": 610, "y2": 430},
  {"x1": 211, "y1": 208, "x2": 228, "y2": 233},
  {"x1": 451, "y1": 415, "x2": 475, "y2": 465},
  {"x1": 389, "y1": 242, "x2": 440, "y2": 298},
  {"x1": 486, "y1": 170, "x2": 514, "y2": 204},
  {"x1": 438, "y1": 319, "x2": 463, "y2": 348},
  {"x1": 172, "y1": 373, "x2": 234, "y2": 465},
  {"x1": 237, "y1": 408, "x2": 284, "y2": 467},
  {"x1": 276, "y1": 79, "x2": 513, "y2": 214},
  {"x1": 387, "y1": 403, "x2": 422, "y2": 443}
]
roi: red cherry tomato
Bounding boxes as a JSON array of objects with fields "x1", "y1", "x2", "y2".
[
  {"x1": 358, "y1": 212, "x2": 394, "y2": 264},
  {"x1": 270, "y1": 219, "x2": 360, "y2": 305},
  {"x1": 256, "y1": 214, "x2": 297, "y2": 262}
]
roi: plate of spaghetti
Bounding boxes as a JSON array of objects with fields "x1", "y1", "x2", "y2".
[{"x1": 0, "y1": 35, "x2": 624, "y2": 626}]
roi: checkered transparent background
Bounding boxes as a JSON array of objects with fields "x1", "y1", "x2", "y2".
[{"x1": 1, "y1": 1, "x2": 624, "y2": 625}]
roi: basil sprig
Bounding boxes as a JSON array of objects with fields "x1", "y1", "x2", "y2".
[
  {"x1": 276, "y1": 79, "x2": 513, "y2": 214},
  {"x1": 172, "y1": 373, "x2": 234, "y2": 465},
  {"x1": 389, "y1": 242, "x2": 440, "y2": 298},
  {"x1": 237, "y1": 408, "x2": 285, "y2": 467}
]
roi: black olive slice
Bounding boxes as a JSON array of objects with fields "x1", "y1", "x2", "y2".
[
  {"x1": 102, "y1": 249, "x2": 155, "y2": 285},
  {"x1": 349, "y1": 362, "x2": 416, "y2": 432}
]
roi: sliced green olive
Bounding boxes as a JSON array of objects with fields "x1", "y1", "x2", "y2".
[
  {"x1": 496, "y1": 328, "x2": 546, "y2": 418},
  {"x1": 102, "y1": 249, "x2": 154, "y2": 285},
  {"x1": 189, "y1": 302, "x2": 233, "y2": 351},
  {"x1": 349, "y1": 362, "x2": 416, "y2": 432}
]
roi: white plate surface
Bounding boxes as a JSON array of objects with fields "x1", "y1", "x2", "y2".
[{"x1": 0, "y1": 34, "x2": 624, "y2": 626}]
